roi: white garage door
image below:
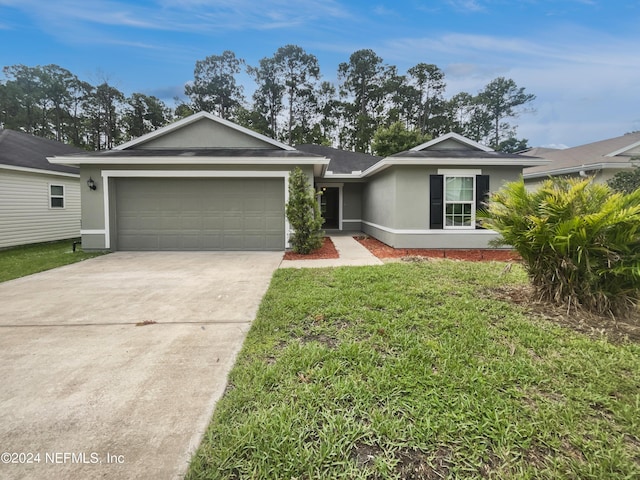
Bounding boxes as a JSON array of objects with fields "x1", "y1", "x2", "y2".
[{"x1": 115, "y1": 177, "x2": 285, "y2": 250}]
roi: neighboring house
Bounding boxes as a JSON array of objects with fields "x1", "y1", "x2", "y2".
[
  {"x1": 522, "y1": 131, "x2": 640, "y2": 188},
  {"x1": 0, "y1": 129, "x2": 82, "y2": 249},
  {"x1": 49, "y1": 112, "x2": 547, "y2": 251}
]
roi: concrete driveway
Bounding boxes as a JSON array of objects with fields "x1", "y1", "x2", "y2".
[{"x1": 0, "y1": 252, "x2": 282, "y2": 480}]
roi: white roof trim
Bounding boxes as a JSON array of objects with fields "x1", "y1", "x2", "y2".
[
  {"x1": 113, "y1": 111, "x2": 296, "y2": 151},
  {"x1": 410, "y1": 132, "x2": 493, "y2": 152},
  {"x1": 605, "y1": 139, "x2": 640, "y2": 157},
  {"x1": 0, "y1": 163, "x2": 80, "y2": 178},
  {"x1": 362, "y1": 157, "x2": 548, "y2": 177},
  {"x1": 322, "y1": 173, "x2": 367, "y2": 180},
  {"x1": 48, "y1": 156, "x2": 329, "y2": 166},
  {"x1": 323, "y1": 156, "x2": 549, "y2": 179},
  {"x1": 523, "y1": 162, "x2": 634, "y2": 179}
]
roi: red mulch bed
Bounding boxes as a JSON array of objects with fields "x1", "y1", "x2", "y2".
[
  {"x1": 355, "y1": 236, "x2": 520, "y2": 262},
  {"x1": 283, "y1": 237, "x2": 340, "y2": 260}
]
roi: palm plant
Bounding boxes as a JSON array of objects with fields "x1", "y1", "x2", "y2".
[{"x1": 481, "y1": 177, "x2": 640, "y2": 317}]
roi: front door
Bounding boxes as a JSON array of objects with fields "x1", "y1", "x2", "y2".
[{"x1": 320, "y1": 187, "x2": 340, "y2": 229}]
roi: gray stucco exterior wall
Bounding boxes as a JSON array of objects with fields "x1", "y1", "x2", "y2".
[
  {"x1": 361, "y1": 164, "x2": 523, "y2": 249},
  {"x1": 342, "y1": 182, "x2": 363, "y2": 231},
  {"x1": 136, "y1": 120, "x2": 275, "y2": 149},
  {"x1": 363, "y1": 169, "x2": 397, "y2": 228}
]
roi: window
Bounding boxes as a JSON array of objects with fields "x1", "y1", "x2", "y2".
[
  {"x1": 429, "y1": 172, "x2": 489, "y2": 230},
  {"x1": 50, "y1": 184, "x2": 65, "y2": 208},
  {"x1": 444, "y1": 175, "x2": 474, "y2": 228}
]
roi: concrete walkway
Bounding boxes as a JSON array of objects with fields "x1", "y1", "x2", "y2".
[{"x1": 279, "y1": 235, "x2": 383, "y2": 268}]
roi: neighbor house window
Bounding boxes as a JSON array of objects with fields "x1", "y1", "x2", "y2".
[
  {"x1": 50, "y1": 184, "x2": 65, "y2": 208},
  {"x1": 444, "y1": 175, "x2": 475, "y2": 228}
]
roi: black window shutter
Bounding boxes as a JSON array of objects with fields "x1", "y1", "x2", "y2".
[
  {"x1": 475, "y1": 175, "x2": 490, "y2": 229},
  {"x1": 430, "y1": 174, "x2": 444, "y2": 229}
]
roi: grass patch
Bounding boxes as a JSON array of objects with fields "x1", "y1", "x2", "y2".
[
  {"x1": 0, "y1": 239, "x2": 106, "y2": 282},
  {"x1": 187, "y1": 261, "x2": 640, "y2": 479}
]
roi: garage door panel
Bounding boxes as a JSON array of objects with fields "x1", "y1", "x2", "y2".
[
  {"x1": 178, "y1": 234, "x2": 202, "y2": 249},
  {"x1": 138, "y1": 215, "x2": 164, "y2": 229},
  {"x1": 118, "y1": 215, "x2": 140, "y2": 230},
  {"x1": 223, "y1": 216, "x2": 243, "y2": 230},
  {"x1": 222, "y1": 234, "x2": 244, "y2": 249},
  {"x1": 245, "y1": 197, "x2": 266, "y2": 211},
  {"x1": 243, "y1": 236, "x2": 267, "y2": 249},
  {"x1": 116, "y1": 178, "x2": 285, "y2": 251},
  {"x1": 202, "y1": 216, "x2": 223, "y2": 229},
  {"x1": 180, "y1": 216, "x2": 202, "y2": 230},
  {"x1": 158, "y1": 234, "x2": 180, "y2": 249},
  {"x1": 201, "y1": 234, "x2": 223, "y2": 248},
  {"x1": 133, "y1": 198, "x2": 161, "y2": 211},
  {"x1": 119, "y1": 234, "x2": 159, "y2": 250},
  {"x1": 222, "y1": 198, "x2": 243, "y2": 211},
  {"x1": 265, "y1": 215, "x2": 285, "y2": 230},
  {"x1": 244, "y1": 216, "x2": 265, "y2": 230},
  {"x1": 265, "y1": 234, "x2": 285, "y2": 249}
]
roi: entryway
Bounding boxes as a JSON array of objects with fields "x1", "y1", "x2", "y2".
[{"x1": 320, "y1": 186, "x2": 340, "y2": 229}]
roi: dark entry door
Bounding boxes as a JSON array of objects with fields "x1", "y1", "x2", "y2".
[{"x1": 320, "y1": 187, "x2": 340, "y2": 229}]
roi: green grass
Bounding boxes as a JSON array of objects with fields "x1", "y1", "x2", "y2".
[
  {"x1": 0, "y1": 239, "x2": 106, "y2": 282},
  {"x1": 187, "y1": 261, "x2": 640, "y2": 480}
]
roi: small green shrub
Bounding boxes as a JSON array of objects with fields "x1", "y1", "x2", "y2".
[
  {"x1": 482, "y1": 177, "x2": 640, "y2": 317},
  {"x1": 285, "y1": 167, "x2": 324, "y2": 254},
  {"x1": 607, "y1": 159, "x2": 640, "y2": 194}
]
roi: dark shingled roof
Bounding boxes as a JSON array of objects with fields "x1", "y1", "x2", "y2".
[
  {"x1": 57, "y1": 148, "x2": 325, "y2": 159},
  {"x1": 296, "y1": 144, "x2": 381, "y2": 174},
  {"x1": 390, "y1": 150, "x2": 530, "y2": 160},
  {"x1": 0, "y1": 129, "x2": 81, "y2": 174}
]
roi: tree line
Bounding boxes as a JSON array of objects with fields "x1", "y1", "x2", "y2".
[{"x1": 0, "y1": 45, "x2": 535, "y2": 153}]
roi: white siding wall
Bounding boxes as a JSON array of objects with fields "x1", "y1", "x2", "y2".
[{"x1": 0, "y1": 168, "x2": 81, "y2": 248}]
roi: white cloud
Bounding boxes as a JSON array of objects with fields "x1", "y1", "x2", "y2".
[
  {"x1": 1, "y1": 0, "x2": 353, "y2": 37},
  {"x1": 375, "y1": 25, "x2": 640, "y2": 147},
  {"x1": 445, "y1": 0, "x2": 486, "y2": 13},
  {"x1": 372, "y1": 5, "x2": 402, "y2": 17}
]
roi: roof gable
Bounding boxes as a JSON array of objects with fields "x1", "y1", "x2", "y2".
[
  {"x1": 410, "y1": 132, "x2": 493, "y2": 152},
  {"x1": 115, "y1": 111, "x2": 295, "y2": 151},
  {"x1": 606, "y1": 138, "x2": 640, "y2": 157}
]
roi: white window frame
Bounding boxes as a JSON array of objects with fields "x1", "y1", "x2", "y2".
[
  {"x1": 439, "y1": 169, "x2": 480, "y2": 230},
  {"x1": 49, "y1": 183, "x2": 65, "y2": 209}
]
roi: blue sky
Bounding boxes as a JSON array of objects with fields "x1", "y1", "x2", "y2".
[{"x1": 1, "y1": 0, "x2": 639, "y2": 148}]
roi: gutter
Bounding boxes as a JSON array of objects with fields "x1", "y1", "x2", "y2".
[
  {"x1": 523, "y1": 162, "x2": 634, "y2": 180},
  {"x1": 322, "y1": 157, "x2": 550, "y2": 180}
]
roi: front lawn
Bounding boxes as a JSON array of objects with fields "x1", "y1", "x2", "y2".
[
  {"x1": 0, "y1": 239, "x2": 106, "y2": 282},
  {"x1": 187, "y1": 261, "x2": 640, "y2": 479}
]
